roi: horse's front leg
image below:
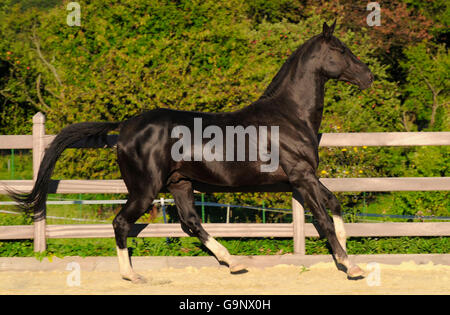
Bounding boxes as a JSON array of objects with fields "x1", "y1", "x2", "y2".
[
  {"x1": 319, "y1": 181, "x2": 347, "y2": 252},
  {"x1": 289, "y1": 161, "x2": 364, "y2": 278}
]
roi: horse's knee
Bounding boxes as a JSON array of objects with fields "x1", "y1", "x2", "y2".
[
  {"x1": 179, "y1": 218, "x2": 199, "y2": 237},
  {"x1": 182, "y1": 216, "x2": 208, "y2": 242},
  {"x1": 327, "y1": 194, "x2": 342, "y2": 215},
  {"x1": 113, "y1": 214, "x2": 132, "y2": 249}
]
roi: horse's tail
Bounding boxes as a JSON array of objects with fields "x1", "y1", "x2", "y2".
[{"x1": 7, "y1": 121, "x2": 120, "y2": 220}]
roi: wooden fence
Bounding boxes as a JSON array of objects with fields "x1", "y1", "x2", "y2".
[{"x1": 0, "y1": 113, "x2": 449, "y2": 254}]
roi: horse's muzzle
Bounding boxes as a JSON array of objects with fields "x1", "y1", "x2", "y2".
[{"x1": 357, "y1": 71, "x2": 374, "y2": 90}]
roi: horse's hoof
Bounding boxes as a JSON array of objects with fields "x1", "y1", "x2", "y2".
[
  {"x1": 229, "y1": 263, "x2": 247, "y2": 273},
  {"x1": 347, "y1": 265, "x2": 365, "y2": 279},
  {"x1": 122, "y1": 273, "x2": 147, "y2": 284},
  {"x1": 132, "y1": 275, "x2": 147, "y2": 284}
]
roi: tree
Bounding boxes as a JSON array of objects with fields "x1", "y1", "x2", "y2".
[
  {"x1": 0, "y1": 0, "x2": 445, "y2": 215},
  {"x1": 400, "y1": 43, "x2": 449, "y2": 131},
  {"x1": 305, "y1": 0, "x2": 435, "y2": 52}
]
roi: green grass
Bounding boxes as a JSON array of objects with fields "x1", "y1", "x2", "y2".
[
  {"x1": 0, "y1": 235, "x2": 448, "y2": 258},
  {"x1": 0, "y1": 151, "x2": 33, "y2": 180}
]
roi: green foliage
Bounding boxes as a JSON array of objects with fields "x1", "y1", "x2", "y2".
[
  {"x1": 346, "y1": 236, "x2": 449, "y2": 255},
  {"x1": 245, "y1": 0, "x2": 303, "y2": 24},
  {"x1": 0, "y1": 240, "x2": 34, "y2": 257},
  {"x1": 403, "y1": 0, "x2": 449, "y2": 38},
  {"x1": 390, "y1": 146, "x2": 450, "y2": 217},
  {"x1": 0, "y1": 151, "x2": 33, "y2": 180},
  {"x1": 3, "y1": 0, "x2": 61, "y2": 11},
  {"x1": 0, "y1": 235, "x2": 447, "y2": 257},
  {"x1": 392, "y1": 191, "x2": 449, "y2": 218},
  {"x1": 0, "y1": 0, "x2": 448, "y2": 219},
  {"x1": 0, "y1": 211, "x2": 32, "y2": 226},
  {"x1": 400, "y1": 43, "x2": 449, "y2": 130},
  {"x1": 0, "y1": 2, "x2": 401, "y2": 130}
]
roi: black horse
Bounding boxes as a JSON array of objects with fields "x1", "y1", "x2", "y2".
[{"x1": 10, "y1": 21, "x2": 373, "y2": 283}]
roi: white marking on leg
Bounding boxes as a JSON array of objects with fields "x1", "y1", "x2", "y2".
[
  {"x1": 333, "y1": 215, "x2": 347, "y2": 252},
  {"x1": 203, "y1": 236, "x2": 247, "y2": 272},
  {"x1": 116, "y1": 247, "x2": 146, "y2": 283},
  {"x1": 204, "y1": 236, "x2": 232, "y2": 265},
  {"x1": 116, "y1": 247, "x2": 133, "y2": 277}
]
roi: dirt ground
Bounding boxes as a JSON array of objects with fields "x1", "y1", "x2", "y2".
[{"x1": 0, "y1": 261, "x2": 449, "y2": 295}]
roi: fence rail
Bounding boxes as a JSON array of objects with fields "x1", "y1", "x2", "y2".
[
  {"x1": 0, "y1": 113, "x2": 449, "y2": 254},
  {"x1": 3, "y1": 132, "x2": 450, "y2": 149},
  {"x1": 1, "y1": 177, "x2": 450, "y2": 194},
  {"x1": 1, "y1": 222, "x2": 448, "y2": 240}
]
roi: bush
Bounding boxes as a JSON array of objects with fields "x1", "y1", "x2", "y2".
[{"x1": 0, "y1": 0, "x2": 447, "y2": 218}]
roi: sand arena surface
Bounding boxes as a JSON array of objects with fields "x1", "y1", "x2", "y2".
[{"x1": 1, "y1": 261, "x2": 449, "y2": 295}]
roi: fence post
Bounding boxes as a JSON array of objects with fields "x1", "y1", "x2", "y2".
[
  {"x1": 262, "y1": 200, "x2": 266, "y2": 224},
  {"x1": 32, "y1": 112, "x2": 46, "y2": 252},
  {"x1": 292, "y1": 191, "x2": 305, "y2": 255},
  {"x1": 201, "y1": 193, "x2": 205, "y2": 222},
  {"x1": 10, "y1": 149, "x2": 15, "y2": 179}
]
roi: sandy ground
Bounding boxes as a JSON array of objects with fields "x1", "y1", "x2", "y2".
[{"x1": 0, "y1": 261, "x2": 449, "y2": 295}]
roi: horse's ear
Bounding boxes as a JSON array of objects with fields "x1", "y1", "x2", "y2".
[
  {"x1": 322, "y1": 20, "x2": 336, "y2": 40},
  {"x1": 330, "y1": 19, "x2": 337, "y2": 33},
  {"x1": 322, "y1": 22, "x2": 330, "y2": 36}
]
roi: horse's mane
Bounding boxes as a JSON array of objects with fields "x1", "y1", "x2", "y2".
[{"x1": 260, "y1": 35, "x2": 320, "y2": 99}]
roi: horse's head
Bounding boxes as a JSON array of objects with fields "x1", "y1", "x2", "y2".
[{"x1": 317, "y1": 21, "x2": 374, "y2": 90}]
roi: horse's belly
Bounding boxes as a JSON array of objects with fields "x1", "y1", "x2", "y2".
[{"x1": 175, "y1": 161, "x2": 288, "y2": 187}]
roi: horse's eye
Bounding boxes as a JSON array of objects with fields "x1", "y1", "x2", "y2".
[{"x1": 330, "y1": 46, "x2": 345, "y2": 54}]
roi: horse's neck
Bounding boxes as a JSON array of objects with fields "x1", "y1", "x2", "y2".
[{"x1": 281, "y1": 70, "x2": 326, "y2": 135}]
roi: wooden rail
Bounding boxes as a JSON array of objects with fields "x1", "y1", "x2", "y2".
[
  {"x1": 0, "y1": 113, "x2": 449, "y2": 254},
  {"x1": 1, "y1": 222, "x2": 448, "y2": 240},
  {"x1": 1, "y1": 177, "x2": 450, "y2": 194},
  {"x1": 3, "y1": 132, "x2": 450, "y2": 150}
]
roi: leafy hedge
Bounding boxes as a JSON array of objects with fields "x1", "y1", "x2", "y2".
[{"x1": 0, "y1": 0, "x2": 448, "y2": 217}]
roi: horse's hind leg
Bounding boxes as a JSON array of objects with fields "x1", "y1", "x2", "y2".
[
  {"x1": 167, "y1": 180, "x2": 246, "y2": 273},
  {"x1": 113, "y1": 115, "x2": 171, "y2": 283},
  {"x1": 113, "y1": 151, "x2": 163, "y2": 283},
  {"x1": 113, "y1": 194, "x2": 154, "y2": 283}
]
